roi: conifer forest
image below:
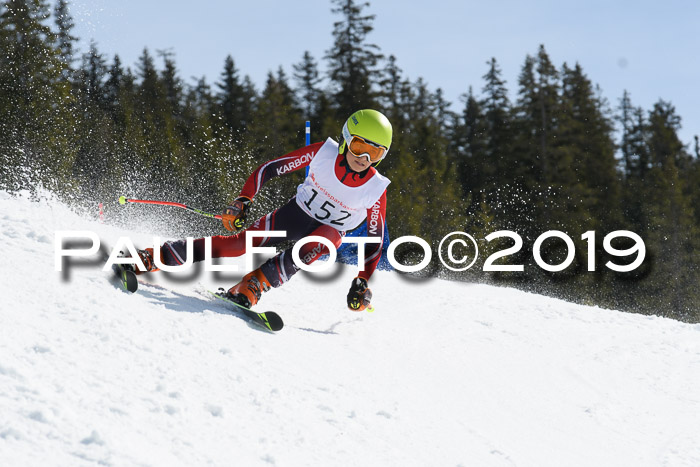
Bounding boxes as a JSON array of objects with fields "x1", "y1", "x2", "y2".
[{"x1": 1, "y1": 0, "x2": 698, "y2": 321}]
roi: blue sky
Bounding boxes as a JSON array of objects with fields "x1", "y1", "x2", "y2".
[{"x1": 67, "y1": 0, "x2": 699, "y2": 148}]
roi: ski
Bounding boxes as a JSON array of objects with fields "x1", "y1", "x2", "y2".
[
  {"x1": 209, "y1": 289, "x2": 284, "y2": 332},
  {"x1": 112, "y1": 263, "x2": 138, "y2": 293},
  {"x1": 107, "y1": 260, "x2": 282, "y2": 331}
]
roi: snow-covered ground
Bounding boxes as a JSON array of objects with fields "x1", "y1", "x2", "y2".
[{"x1": 1, "y1": 190, "x2": 699, "y2": 467}]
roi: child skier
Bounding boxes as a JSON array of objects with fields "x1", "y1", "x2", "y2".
[{"x1": 134, "y1": 109, "x2": 392, "y2": 312}]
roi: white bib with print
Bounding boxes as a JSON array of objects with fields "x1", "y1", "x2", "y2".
[{"x1": 296, "y1": 138, "x2": 390, "y2": 230}]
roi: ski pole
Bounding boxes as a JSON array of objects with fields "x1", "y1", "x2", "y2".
[{"x1": 118, "y1": 196, "x2": 222, "y2": 220}]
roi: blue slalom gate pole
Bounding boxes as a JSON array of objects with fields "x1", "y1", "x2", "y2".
[{"x1": 305, "y1": 120, "x2": 310, "y2": 177}]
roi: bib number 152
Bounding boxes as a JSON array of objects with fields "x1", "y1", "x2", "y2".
[{"x1": 303, "y1": 188, "x2": 351, "y2": 226}]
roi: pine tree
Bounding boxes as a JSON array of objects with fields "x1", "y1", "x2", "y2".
[
  {"x1": 179, "y1": 75, "x2": 223, "y2": 211},
  {"x1": 249, "y1": 68, "x2": 300, "y2": 153},
  {"x1": 480, "y1": 57, "x2": 512, "y2": 194},
  {"x1": 647, "y1": 100, "x2": 685, "y2": 168},
  {"x1": 158, "y1": 49, "x2": 182, "y2": 118},
  {"x1": 374, "y1": 54, "x2": 409, "y2": 175},
  {"x1": 394, "y1": 78, "x2": 463, "y2": 243},
  {"x1": 512, "y1": 46, "x2": 566, "y2": 188},
  {"x1": 240, "y1": 75, "x2": 258, "y2": 132},
  {"x1": 559, "y1": 63, "x2": 620, "y2": 231},
  {"x1": 245, "y1": 68, "x2": 302, "y2": 212},
  {"x1": 0, "y1": 0, "x2": 75, "y2": 192},
  {"x1": 618, "y1": 90, "x2": 639, "y2": 177},
  {"x1": 293, "y1": 50, "x2": 323, "y2": 123},
  {"x1": 190, "y1": 77, "x2": 216, "y2": 121},
  {"x1": 511, "y1": 47, "x2": 575, "y2": 240},
  {"x1": 378, "y1": 54, "x2": 403, "y2": 113},
  {"x1": 0, "y1": 0, "x2": 55, "y2": 101},
  {"x1": 452, "y1": 86, "x2": 488, "y2": 200},
  {"x1": 134, "y1": 47, "x2": 181, "y2": 191},
  {"x1": 136, "y1": 48, "x2": 162, "y2": 112},
  {"x1": 216, "y1": 55, "x2": 246, "y2": 134},
  {"x1": 690, "y1": 136, "x2": 700, "y2": 225},
  {"x1": 434, "y1": 88, "x2": 453, "y2": 135},
  {"x1": 185, "y1": 74, "x2": 247, "y2": 210},
  {"x1": 381, "y1": 78, "x2": 430, "y2": 243},
  {"x1": 72, "y1": 42, "x2": 111, "y2": 192},
  {"x1": 555, "y1": 63, "x2": 623, "y2": 301},
  {"x1": 325, "y1": 0, "x2": 382, "y2": 117},
  {"x1": 53, "y1": 0, "x2": 76, "y2": 80},
  {"x1": 534, "y1": 45, "x2": 565, "y2": 187},
  {"x1": 615, "y1": 100, "x2": 699, "y2": 320},
  {"x1": 502, "y1": 54, "x2": 540, "y2": 242},
  {"x1": 103, "y1": 54, "x2": 140, "y2": 184},
  {"x1": 630, "y1": 106, "x2": 651, "y2": 179},
  {"x1": 617, "y1": 91, "x2": 653, "y2": 247},
  {"x1": 642, "y1": 159, "x2": 698, "y2": 320},
  {"x1": 511, "y1": 54, "x2": 538, "y2": 185},
  {"x1": 104, "y1": 55, "x2": 125, "y2": 122},
  {"x1": 77, "y1": 41, "x2": 107, "y2": 107}
]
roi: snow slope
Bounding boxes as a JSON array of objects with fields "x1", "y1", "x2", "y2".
[{"x1": 1, "y1": 190, "x2": 699, "y2": 467}]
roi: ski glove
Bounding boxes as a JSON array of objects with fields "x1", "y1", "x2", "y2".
[
  {"x1": 347, "y1": 277, "x2": 372, "y2": 311},
  {"x1": 222, "y1": 196, "x2": 252, "y2": 232}
]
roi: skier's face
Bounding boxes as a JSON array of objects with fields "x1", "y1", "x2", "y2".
[{"x1": 346, "y1": 150, "x2": 372, "y2": 172}]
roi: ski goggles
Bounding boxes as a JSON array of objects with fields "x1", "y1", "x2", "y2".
[{"x1": 343, "y1": 124, "x2": 388, "y2": 163}]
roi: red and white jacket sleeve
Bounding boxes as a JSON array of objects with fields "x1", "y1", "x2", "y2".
[
  {"x1": 239, "y1": 142, "x2": 323, "y2": 200},
  {"x1": 359, "y1": 190, "x2": 387, "y2": 282}
]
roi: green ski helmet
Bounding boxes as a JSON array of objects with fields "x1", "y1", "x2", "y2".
[{"x1": 340, "y1": 109, "x2": 393, "y2": 164}]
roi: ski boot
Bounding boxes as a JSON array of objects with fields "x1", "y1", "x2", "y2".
[
  {"x1": 226, "y1": 268, "x2": 271, "y2": 308},
  {"x1": 123, "y1": 248, "x2": 160, "y2": 275}
]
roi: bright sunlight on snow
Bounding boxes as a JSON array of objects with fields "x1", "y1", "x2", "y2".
[{"x1": 1, "y1": 190, "x2": 699, "y2": 466}]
